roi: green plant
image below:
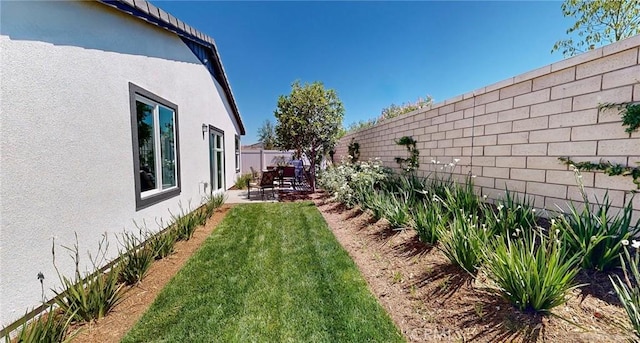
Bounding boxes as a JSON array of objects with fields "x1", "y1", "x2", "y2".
[
  {"x1": 559, "y1": 192, "x2": 640, "y2": 271},
  {"x1": 484, "y1": 189, "x2": 537, "y2": 236},
  {"x1": 52, "y1": 235, "x2": 125, "y2": 322},
  {"x1": 381, "y1": 191, "x2": 410, "y2": 229},
  {"x1": 600, "y1": 101, "x2": 640, "y2": 134},
  {"x1": 170, "y1": 202, "x2": 208, "y2": 242},
  {"x1": 482, "y1": 226, "x2": 582, "y2": 312},
  {"x1": 234, "y1": 173, "x2": 253, "y2": 190},
  {"x1": 118, "y1": 230, "x2": 155, "y2": 285},
  {"x1": 412, "y1": 201, "x2": 443, "y2": 245},
  {"x1": 365, "y1": 190, "x2": 387, "y2": 221},
  {"x1": 347, "y1": 138, "x2": 360, "y2": 162},
  {"x1": 558, "y1": 156, "x2": 640, "y2": 189},
  {"x1": 439, "y1": 176, "x2": 483, "y2": 220},
  {"x1": 394, "y1": 136, "x2": 419, "y2": 174},
  {"x1": 148, "y1": 227, "x2": 177, "y2": 260},
  {"x1": 436, "y1": 210, "x2": 488, "y2": 275},
  {"x1": 123, "y1": 203, "x2": 403, "y2": 342},
  {"x1": 316, "y1": 158, "x2": 388, "y2": 208},
  {"x1": 204, "y1": 192, "x2": 227, "y2": 218},
  {"x1": 6, "y1": 306, "x2": 73, "y2": 343},
  {"x1": 610, "y1": 242, "x2": 640, "y2": 339}
]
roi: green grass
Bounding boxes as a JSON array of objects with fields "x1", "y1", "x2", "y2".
[{"x1": 122, "y1": 202, "x2": 404, "y2": 343}]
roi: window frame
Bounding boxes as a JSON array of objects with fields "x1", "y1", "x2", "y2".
[
  {"x1": 209, "y1": 125, "x2": 225, "y2": 191},
  {"x1": 129, "y1": 83, "x2": 181, "y2": 210},
  {"x1": 235, "y1": 134, "x2": 241, "y2": 173}
]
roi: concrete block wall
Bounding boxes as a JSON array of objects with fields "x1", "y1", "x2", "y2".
[{"x1": 335, "y1": 35, "x2": 640, "y2": 216}]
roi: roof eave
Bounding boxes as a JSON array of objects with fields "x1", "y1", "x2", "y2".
[{"x1": 97, "y1": 0, "x2": 246, "y2": 135}]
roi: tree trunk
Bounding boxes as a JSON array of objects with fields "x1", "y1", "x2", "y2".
[{"x1": 309, "y1": 149, "x2": 317, "y2": 192}]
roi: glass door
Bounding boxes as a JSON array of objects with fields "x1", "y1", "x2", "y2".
[{"x1": 209, "y1": 127, "x2": 225, "y2": 193}]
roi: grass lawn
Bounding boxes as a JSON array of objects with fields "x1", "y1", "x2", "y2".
[{"x1": 122, "y1": 202, "x2": 404, "y2": 343}]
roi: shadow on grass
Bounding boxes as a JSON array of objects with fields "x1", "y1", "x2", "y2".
[
  {"x1": 278, "y1": 190, "x2": 314, "y2": 202},
  {"x1": 575, "y1": 269, "x2": 623, "y2": 307},
  {"x1": 456, "y1": 290, "x2": 544, "y2": 343}
]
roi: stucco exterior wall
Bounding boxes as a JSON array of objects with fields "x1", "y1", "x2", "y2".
[
  {"x1": 0, "y1": 1, "x2": 241, "y2": 325},
  {"x1": 335, "y1": 35, "x2": 640, "y2": 218}
]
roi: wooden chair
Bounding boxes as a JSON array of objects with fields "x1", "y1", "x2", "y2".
[{"x1": 247, "y1": 170, "x2": 276, "y2": 200}]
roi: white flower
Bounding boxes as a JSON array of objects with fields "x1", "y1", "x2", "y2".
[
  {"x1": 431, "y1": 159, "x2": 436, "y2": 164},
  {"x1": 448, "y1": 163, "x2": 455, "y2": 167},
  {"x1": 483, "y1": 194, "x2": 488, "y2": 199},
  {"x1": 471, "y1": 175, "x2": 477, "y2": 178},
  {"x1": 621, "y1": 239, "x2": 629, "y2": 246},
  {"x1": 532, "y1": 209, "x2": 536, "y2": 213},
  {"x1": 555, "y1": 229, "x2": 560, "y2": 235},
  {"x1": 436, "y1": 161, "x2": 441, "y2": 164},
  {"x1": 454, "y1": 158, "x2": 460, "y2": 163},
  {"x1": 632, "y1": 240, "x2": 640, "y2": 249}
]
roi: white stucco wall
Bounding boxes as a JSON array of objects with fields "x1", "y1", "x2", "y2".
[{"x1": 0, "y1": 1, "x2": 241, "y2": 326}]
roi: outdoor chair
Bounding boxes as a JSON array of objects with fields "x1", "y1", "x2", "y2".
[
  {"x1": 247, "y1": 169, "x2": 276, "y2": 200},
  {"x1": 249, "y1": 166, "x2": 260, "y2": 182}
]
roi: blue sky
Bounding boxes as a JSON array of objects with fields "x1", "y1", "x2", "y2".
[{"x1": 157, "y1": 1, "x2": 574, "y2": 144}]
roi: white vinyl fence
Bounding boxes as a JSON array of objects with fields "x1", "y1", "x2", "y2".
[{"x1": 240, "y1": 149, "x2": 309, "y2": 174}]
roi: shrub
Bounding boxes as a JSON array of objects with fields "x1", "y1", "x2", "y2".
[
  {"x1": 384, "y1": 174, "x2": 430, "y2": 206},
  {"x1": 171, "y1": 204, "x2": 200, "y2": 241},
  {"x1": 412, "y1": 201, "x2": 443, "y2": 245},
  {"x1": 317, "y1": 159, "x2": 388, "y2": 208},
  {"x1": 610, "y1": 241, "x2": 640, "y2": 339},
  {"x1": 381, "y1": 191, "x2": 410, "y2": 229},
  {"x1": 437, "y1": 210, "x2": 488, "y2": 274},
  {"x1": 52, "y1": 235, "x2": 124, "y2": 322},
  {"x1": 148, "y1": 227, "x2": 177, "y2": 260},
  {"x1": 234, "y1": 173, "x2": 253, "y2": 190},
  {"x1": 7, "y1": 306, "x2": 72, "y2": 343},
  {"x1": 440, "y1": 176, "x2": 483, "y2": 219},
  {"x1": 560, "y1": 192, "x2": 640, "y2": 271},
  {"x1": 204, "y1": 192, "x2": 227, "y2": 218},
  {"x1": 484, "y1": 189, "x2": 537, "y2": 237},
  {"x1": 118, "y1": 230, "x2": 155, "y2": 285},
  {"x1": 363, "y1": 189, "x2": 387, "y2": 221},
  {"x1": 482, "y1": 225, "x2": 582, "y2": 312}
]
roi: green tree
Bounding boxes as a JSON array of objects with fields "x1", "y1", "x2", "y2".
[
  {"x1": 274, "y1": 80, "x2": 345, "y2": 191},
  {"x1": 552, "y1": 0, "x2": 640, "y2": 57},
  {"x1": 257, "y1": 119, "x2": 276, "y2": 150}
]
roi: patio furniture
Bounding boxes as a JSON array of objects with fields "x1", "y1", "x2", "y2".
[
  {"x1": 247, "y1": 170, "x2": 276, "y2": 200},
  {"x1": 249, "y1": 166, "x2": 260, "y2": 182},
  {"x1": 279, "y1": 165, "x2": 296, "y2": 189}
]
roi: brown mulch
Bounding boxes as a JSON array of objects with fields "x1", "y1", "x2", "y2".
[
  {"x1": 66, "y1": 193, "x2": 635, "y2": 342},
  {"x1": 69, "y1": 205, "x2": 233, "y2": 343},
  {"x1": 311, "y1": 192, "x2": 634, "y2": 343}
]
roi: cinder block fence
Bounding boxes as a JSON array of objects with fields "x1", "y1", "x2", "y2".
[{"x1": 335, "y1": 35, "x2": 640, "y2": 217}]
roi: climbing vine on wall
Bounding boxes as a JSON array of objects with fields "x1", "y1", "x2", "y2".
[
  {"x1": 395, "y1": 136, "x2": 419, "y2": 174},
  {"x1": 599, "y1": 101, "x2": 640, "y2": 134},
  {"x1": 558, "y1": 157, "x2": 640, "y2": 190},
  {"x1": 348, "y1": 138, "x2": 360, "y2": 163},
  {"x1": 557, "y1": 100, "x2": 640, "y2": 190}
]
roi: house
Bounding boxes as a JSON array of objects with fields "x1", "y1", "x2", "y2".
[{"x1": 0, "y1": 0, "x2": 245, "y2": 328}]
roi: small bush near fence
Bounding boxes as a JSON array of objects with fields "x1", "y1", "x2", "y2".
[{"x1": 317, "y1": 157, "x2": 640, "y2": 330}]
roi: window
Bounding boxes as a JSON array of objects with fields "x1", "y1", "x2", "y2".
[
  {"x1": 129, "y1": 83, "x2": 180, "y2": 210},
  {"x1": 235, "y1": 135, "x2": 240, "y2": 172},
  {"x1": 209, "y1": 127, "x2": 225, "y2": 191}
]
